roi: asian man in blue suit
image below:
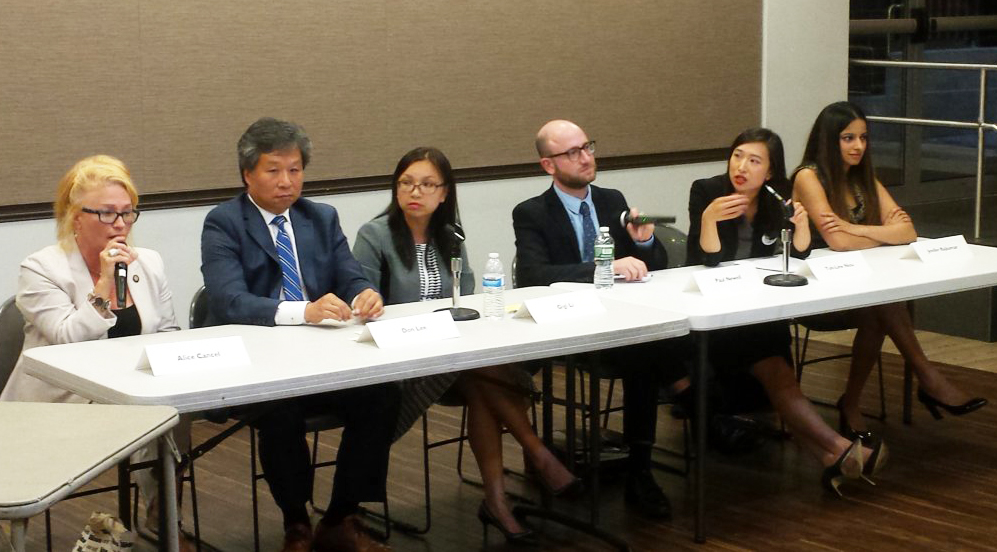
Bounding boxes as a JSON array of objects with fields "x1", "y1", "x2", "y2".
[{"x1": 201, "y1": 117, "x2": 398, "y2": 552}]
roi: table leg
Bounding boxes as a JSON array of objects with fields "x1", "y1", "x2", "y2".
[
  {"x1": 694, "y1": 331, "x2": 708, "y2": 543},
  {"x1": 117, "y1": 462, "x2": 131, "y2": 529},
  {"x1": 542, "y1": 361, "x2": 554, "y2": 510},
  {"x1": 587, "y1": 354, "x2": 601, "y2": 526},
  {"x1": 158, "y1": 434, "x2": 179, "y2": 552},
  {"x1": 513, "y1": 354, "x2": 631, "y2": 551},
  {"x1": 10, "y1": 519, "x2": 27, "y2": 552},
  {"x1": 565, "y1": 356, "x2": 577, "y2": 476}
]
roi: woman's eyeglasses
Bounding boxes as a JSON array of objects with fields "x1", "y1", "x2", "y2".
[
  {"x1": 82, "y1": 207, "x2": 140, "y2": 224},
  {"x1": 398, "y1": 180, "x2": 445, "y2": 193}
]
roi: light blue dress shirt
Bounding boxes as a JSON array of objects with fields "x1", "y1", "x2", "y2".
[{"x1": 552, "y1": 184, "x2": 655, "y2": 259}]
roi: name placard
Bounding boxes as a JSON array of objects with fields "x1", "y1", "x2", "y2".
[
  {"x1": 141, "y1": 336, "x2": 250, "y2": 376},
  {"x1": 357, "y1": 310, "x2": 459, "y2": 348},
  {"x1": 806, "y1": 251, "x2": 872, "y2": 282},
  {"x1": 911, "y1": 235, "x2": 972, "y2": 263},
  {"x1": 513, "y1": 290, "x2": 606, "y2": 324},
  {"x1": 692, "y1": 264, "x2": 758, "y2": 297}
]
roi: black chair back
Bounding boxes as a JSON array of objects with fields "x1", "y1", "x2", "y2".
[
  {"x1": 0, "y1": 295, "x2": 25, "y2": 393},
  {"x1": 189, "y1": 286, "x2": 209, "y2": 329}
]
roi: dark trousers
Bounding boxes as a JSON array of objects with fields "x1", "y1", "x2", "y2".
[
  {"x1": 614, "y1": 337, "x2": 694, "y2": 471},
  {"x1": 252, "y1": 382, "x2": 401, "y2": 527}
]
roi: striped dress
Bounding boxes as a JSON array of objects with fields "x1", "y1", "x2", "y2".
[{"x1": 392, "y1": 243, "x2": 462, "y2": 440}]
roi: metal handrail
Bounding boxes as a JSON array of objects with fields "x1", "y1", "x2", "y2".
[{"x1": 850, "y1": 58, "x2": 994, "y2": 240}]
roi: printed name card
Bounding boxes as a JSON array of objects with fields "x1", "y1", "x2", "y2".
[
  {"x1": 141, "y1": 336, "x2": 250, "y2": 376},
  {"x1": 692, "y1": 264, "x2": 758, "y2": 297},
  {"x1": 513, "y1": 290, "x2": 606, "y2": 324},
  {"x1": 911, "y1": 235, "x2": 972, "y2": 263},
  {"x1": 357, "y1": 310, "x2": 460, "y2": 348},
  {"x1": 806, "y1": 251, "x2": 872, "y2": 282}
]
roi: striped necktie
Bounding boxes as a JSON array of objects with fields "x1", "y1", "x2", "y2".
[
  {"x1": 271, "y1": 215, "x2": 304, "y2": 301},
  {"x1": 579, "y1": 201, "x2": 596, "y2": 263}
]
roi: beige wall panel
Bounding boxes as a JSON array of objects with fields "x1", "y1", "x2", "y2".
[
  {"x1": 0, "y1": 0, "x2": 760, "y2": 206},
  {"x1": 0, "y1": 1, "x2": 144, "y2": 205}
]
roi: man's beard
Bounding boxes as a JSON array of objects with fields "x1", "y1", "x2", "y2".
[{"x1": 556, "y1": 169, "x2": 595, "y2": 190}]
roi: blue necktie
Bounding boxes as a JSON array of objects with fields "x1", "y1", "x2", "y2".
[
  {"x1": 272, "y1": 215, "x2": 304, "y2": 301},
  {"x1": 579, "y1": 201, "x2": 596, "y2": 263}
]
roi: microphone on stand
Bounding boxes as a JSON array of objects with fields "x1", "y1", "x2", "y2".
[
  {"x1": 434, "y1": 222, "x2": 480, "y2": 321},
  {"x1": 762, "y1": 185, "x2": 807, "y2": 287},
  {"x1": 115, "y1": 262, "x2": 128, "y2": 307}
]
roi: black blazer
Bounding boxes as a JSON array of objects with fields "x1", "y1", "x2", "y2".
[
  {"x1": 200, "y1": 193, "x2": 374, "y2": 326},
  {"x1": 512, "y1": 184, "x2": 667, "y2": 287},
  {"x1": 686, "y1": 174, "x2": 810, "y2": 267}
]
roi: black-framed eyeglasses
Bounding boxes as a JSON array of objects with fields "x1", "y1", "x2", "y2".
[
  {"x1": 546, "y1": 141, "x2": 596, "y2": 161},
  {"x1": 81, "y1": 207, "x2": 140, "y2": 224},
  {"x1": 398, "y1": 180, "x2": 446, "y2": 193}
]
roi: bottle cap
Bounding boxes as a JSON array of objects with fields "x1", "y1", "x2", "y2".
[
  {"x1": 489, "y1": 252, "x2": 499, "y2": 258},
  {"x1": 599, "y1": 226, "x2": 609, "y2": 232}
]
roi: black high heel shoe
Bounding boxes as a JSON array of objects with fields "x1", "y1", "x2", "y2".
[
  {"x1": 917, "y1": 388, "x2": 988, "y2": 420},
  {"x1": 477, "y1": 500, "x2": 537, "y2": 545},
  {"x1": 861, "y1": 438, "x2": 888, "y2": 483},
  {"x1": 836, "y1": 396, "x2": 873, "y2": 443},
  {"x1": 821, "y1": 439, "x2": 864, "y2": 497}
]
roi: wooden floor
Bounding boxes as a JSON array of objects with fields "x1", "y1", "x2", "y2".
[{"x1": 5, "y1": 336, "x2": 997, "y2": 552}]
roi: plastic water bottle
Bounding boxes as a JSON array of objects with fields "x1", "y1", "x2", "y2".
[
  {"x1": 594, "y1": 226, "x2": 615, "y2": 289},
  {"x1": 482, "y1": 252, "x2": 505, "y2": 319}
]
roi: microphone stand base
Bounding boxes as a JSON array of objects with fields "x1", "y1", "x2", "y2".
[
  {"x1": 434, "y1": 306, "x2": 481, "y2": 321},
  {"x1": 763, "y1": 273, "x2": 808, "y2": 287}
]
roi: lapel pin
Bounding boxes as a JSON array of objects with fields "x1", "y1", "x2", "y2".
[{"x1": 133, "y1": 274, "x2": 140, "y2": 283}]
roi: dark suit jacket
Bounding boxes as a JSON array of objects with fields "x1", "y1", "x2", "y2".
[
  {"x1": 200, "y1": 193, "x2": 374, "y2": 326},
  {"x1": 686, "y1": 174, "x2": 810, "y2": 267},
  {"x1": 512, "y1": 184, "x2": 667, "y2": 287}
]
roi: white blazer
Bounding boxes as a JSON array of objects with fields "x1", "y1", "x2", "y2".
[{"x1": 0, "y1": 244, "x2": 180, "y2": 403}]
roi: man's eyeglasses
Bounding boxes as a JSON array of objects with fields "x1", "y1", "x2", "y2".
[
  {"x1": 398, "y1": 180, "x2": 445, "y2": 193},
  {"x1": 546, "y1": 141, "x2": 596, "y2": 162},
  {"x1": 82, "y1": 207, "x2": 140, "y2": 224}
]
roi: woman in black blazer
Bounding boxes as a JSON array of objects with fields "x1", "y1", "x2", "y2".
[{"x1": 687, "y1": 128, "x2": 884, "y2": 495}]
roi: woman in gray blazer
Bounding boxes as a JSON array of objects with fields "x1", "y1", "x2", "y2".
[
  {"x1": 0, "y1": 155, "x2": 192, "y2": 551},
  {"x1": 353, "y1": 147, "x2": 578, "y2": 544}
]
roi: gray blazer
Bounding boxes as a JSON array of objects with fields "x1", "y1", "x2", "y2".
[{"x1": 353, "y1": 215, "x2": 474, "y2": 305}]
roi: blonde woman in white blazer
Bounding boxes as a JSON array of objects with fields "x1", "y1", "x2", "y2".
[
  {"x1": 0, "y1": 155, "x2": 192, "y2": 550},
  {"x1": 1, "y1": 242, "x2": 178, "y2": 402}
]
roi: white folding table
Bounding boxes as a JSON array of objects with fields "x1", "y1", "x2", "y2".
[
  {"x1": 0, "y1": 402, "x2": 178, "y2": 552},
  {"x1": 20, "y1": 286, "x2": 688, "y2": 551},
  {"x1": 555, "y1": 242, "x2": 997, "y2": 542}
]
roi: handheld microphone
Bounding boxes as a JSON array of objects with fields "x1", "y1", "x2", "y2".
[
  {"x1": 115, "y1": 262, "x2": 128, "y2": 307},
  {"x1": 619, "y1": 211, "x2": 676, "y2": 228}
]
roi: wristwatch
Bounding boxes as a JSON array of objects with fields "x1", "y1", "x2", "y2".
[{"x1": 87, "y1": 292, "x2": 111, "y2": 313}]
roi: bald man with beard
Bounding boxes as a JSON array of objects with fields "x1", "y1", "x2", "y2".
[{"x1": 512, "y1": 120, "x2": 691, "y2": 520}]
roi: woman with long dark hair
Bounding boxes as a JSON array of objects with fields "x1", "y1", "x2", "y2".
[
  {"x1": 793, "y1": 101, "x2": 986, "y2": 442},
  {"x1": 688, "y1": 128, "x2": 884, "y2": 494},
  {"x1": 353, "y1": 147, "x2": 578, "y2": 544}
]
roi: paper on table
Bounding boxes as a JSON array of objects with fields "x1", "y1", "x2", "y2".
[
  {"x1": 141, "y1": 336, "x2": 251, "y2": 376},
  {"x1": 316, "y1": 317, "x2": 355, "y2": 327},
  {"x1": 512, "y1": 290, "x2": 606, "y2": 323},
  {"x1": 908, "y1": 235, "x2": 972, "y2": 263},
  {"x1": 614, "y1": 273, "x2": 653, "y2": 282},
  {"x1": 355, "y1": 310, "x2": 459, "y2": 348},
  {"x1": 741, "y1": 256, "x2": 805, "y2": 273}
]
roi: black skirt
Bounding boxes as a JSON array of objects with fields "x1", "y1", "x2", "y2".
[{"x1": 707, "y1": 320, "x2": 793, "y2": 374}]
